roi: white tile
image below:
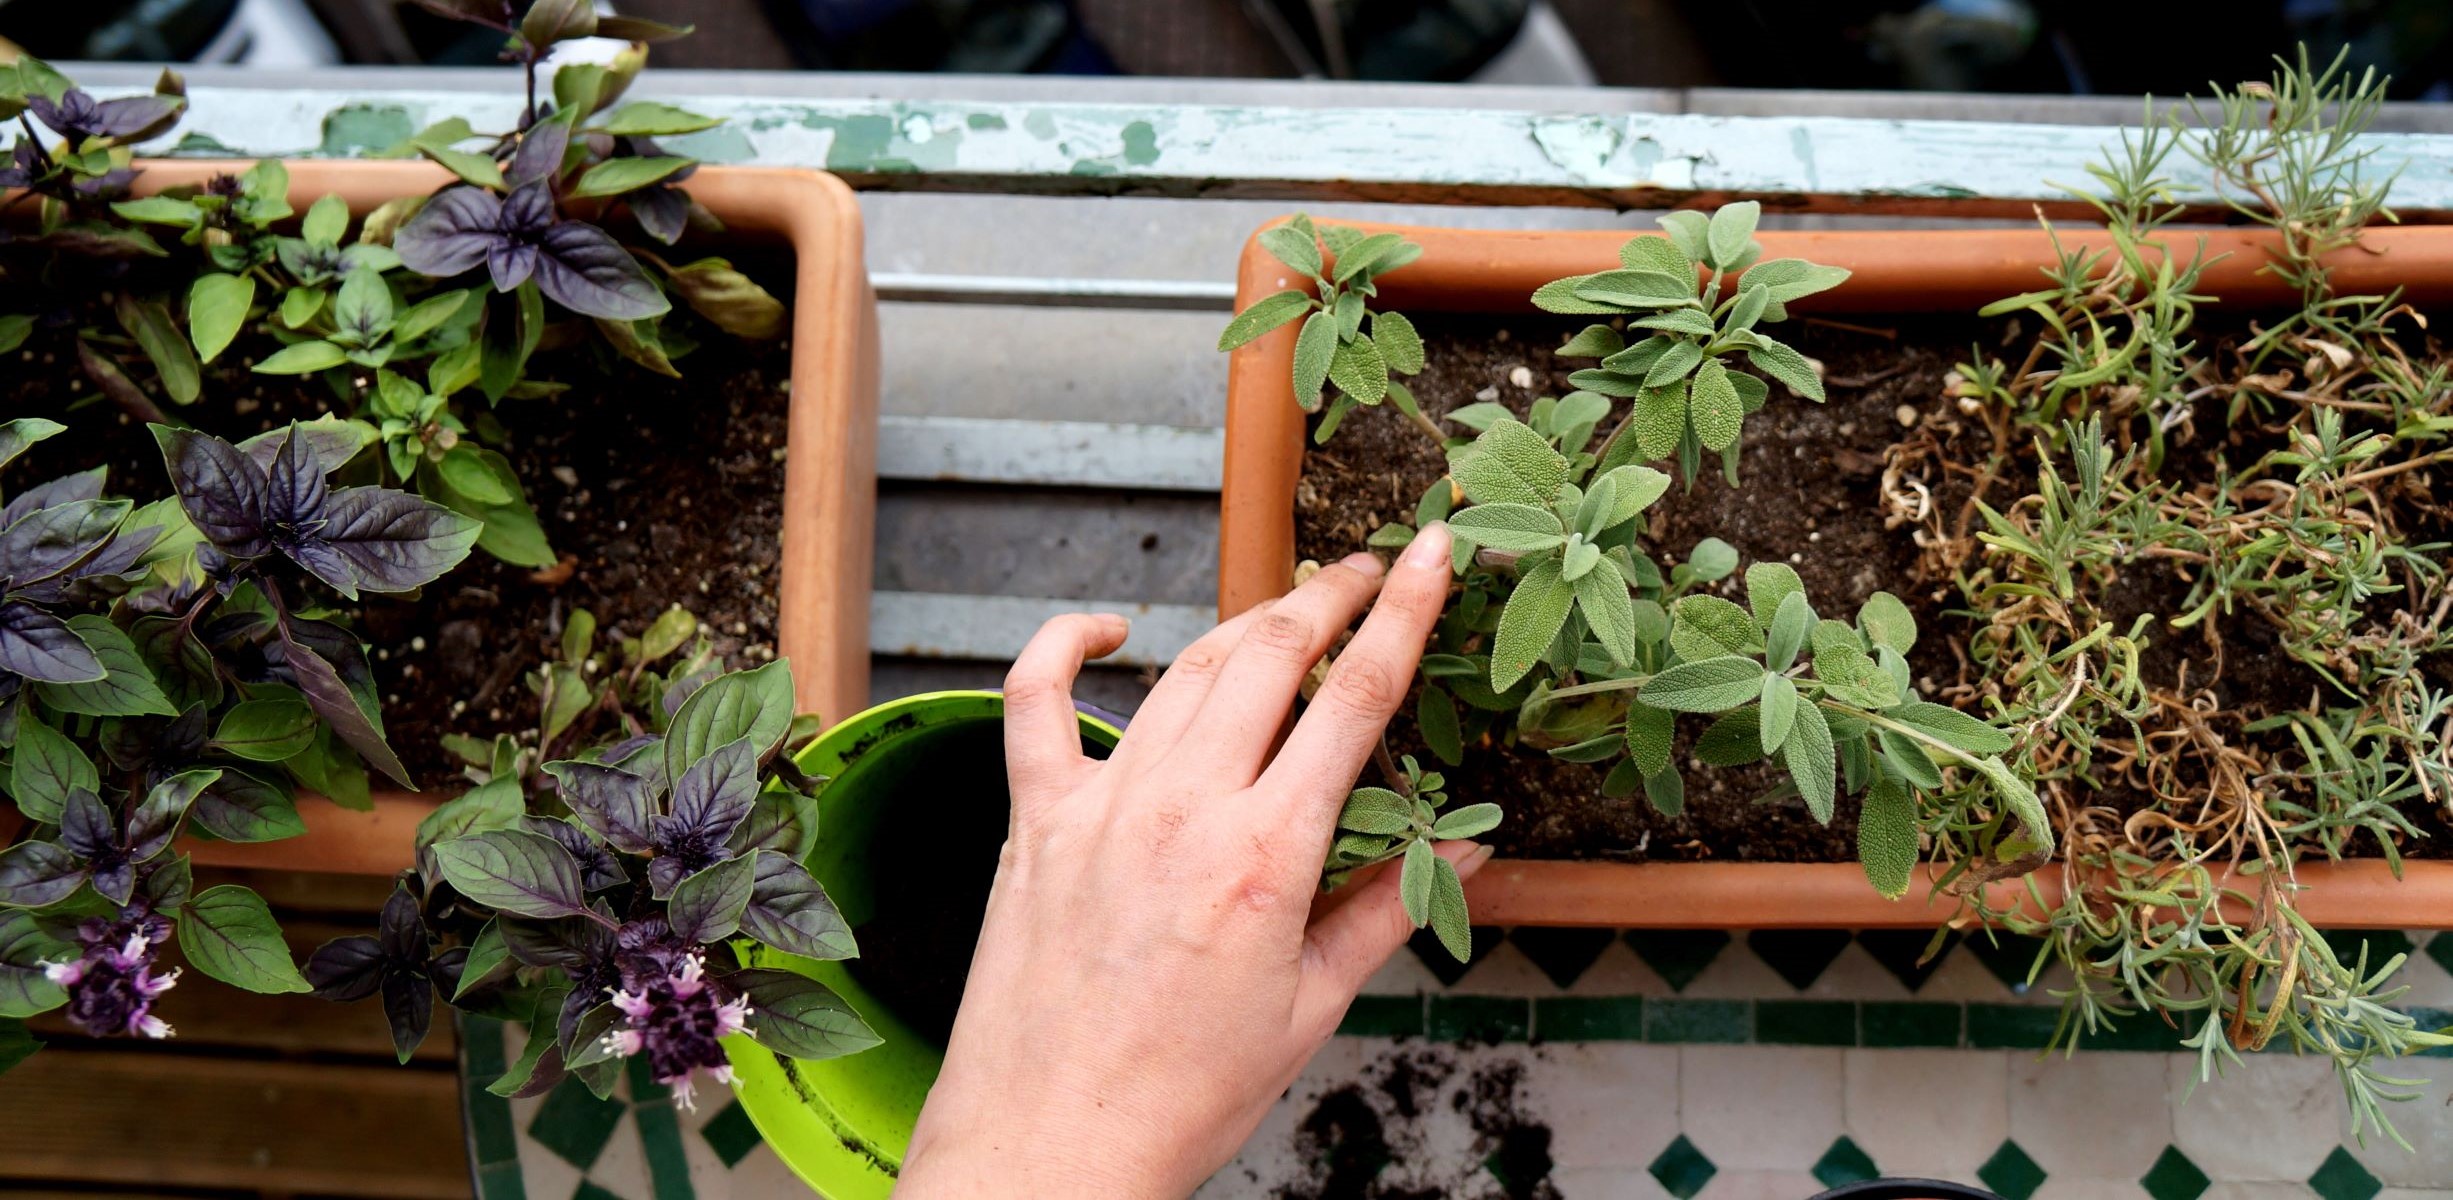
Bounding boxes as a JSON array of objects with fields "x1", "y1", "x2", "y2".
[
  {"x1": 1448, "y1": 939, "x2": 1568, "y2": 996},
  {"x1": 585, "y1": 1115, "x2": 649, "y2": 1199},
  {"x1": 1679, "y1": 1045, "x2": 1845, "y2": 1172},
  {"x1": 2006, "y1": 1052, "x2": 2176, "y2": 1180},
  {"x1": 1918, "y1": 944, "x2": 2035, "y2": 1002},
  {"x1": 1567, "y1": 939, "x2": 1675, "y2": 997},
  {"x1": 1679, "y1": 944, "x2": 1798, "y2": 1000},
  {"x1": 1843, "y1": 1049, "x2": 2009, "y2": 1177},
  {"x1": 2343, "y1": 1055, "x2": 2453, "y2": 1189},
  {"x1": 1694, "y1": 1169, "x2": 1826, "y2": 1200},
  {"x1": 2030, "y1": 1179, "x2": 2148, "y2": 1200},
  {"x1": 517, "y1": 1149, "x2": 584, "y2": 1200},
  {"x1": 2170, "y1": 1053, "x2": 2342, "y2": 1182},
  {"x1": 2391, "y1": 935, "x2": 2453, "y2": 1006},
  {"x1": 1530, "y1": 1042, "x2": 1681, "y2": 1170},
  {"x1": 1804, "y1": 942, "x2": 1915, "y2": 1001},
  {"x1": 717, "y1": 1144, "x2": 811, "y2": 1200},
  {"x1": 1359, "y1": 946, "x2": 1447, "y2": 995},
  {"x1": 2202, "y1": 1184, "x2": 2317, "y2": 1200},
  {"x1": 2378, "y1": 1190, "x2": 2453, "y2": 1200},
  {"x1": 1555, "y1": 1165, "x2": 1673, "y2": 1199}
]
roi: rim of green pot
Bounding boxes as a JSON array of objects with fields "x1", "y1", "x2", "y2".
[{"x1": 723, "y1": 690, "x2": 1121, "y2": 1200}]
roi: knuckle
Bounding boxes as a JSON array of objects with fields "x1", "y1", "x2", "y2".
[
  {"x1": 1166, "y1": 640, "x2": 1230, "y2": 684},
  {"x1": 1323, "y1": 653, "x2": 1410, "y2": 715},
  {"x1": 1248, "y1": 611, "x2": 1317, "y2": 658},
  {"x1": 1001, "y1": 668, "x2": 1066, "y2": 709}
]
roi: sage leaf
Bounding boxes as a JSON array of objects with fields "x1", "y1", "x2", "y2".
[
  {"x1": 1689, "y1": 358, "x2": 1742, "y2": 451},
  {"x1": 1858, "y1": 591, "x2": 1918, "y2": 654},
  {"x1": 1399, "y1": 837, "x2": 1434, "y2": 926},
  {"x1": 1417, "y1": 686, "x2": 1463, "y2": 766},
  {"x1": 1431, "y1": 803, "x2": 1502, "y2": 840},
  {"x1": 1706, "y1": 200, "x2": 1761, "y2": 269},
  {"x1": 1491, "y1": 557, "x2": 1574, "y2": 692},
  {"x1": 1218, "y1": 289, "x2": 1311, "y2": 352},
  {"x1": 1782, "y1": 700, "x2": 1836, "y2": 822},
  {"x1": 1641, "y1": 656, "x2": 1766, "y2": 713},
  {"x1": 1858, "y1": 774, "x2": 1918, "y2": 900},
  {"x1": 1341, "y1": 787, "x2": 1416, "y2": 836},
  {"x1": 1427, "y1": 854, "x2": 1471, "y2": 962},
  {"x1": 1373, "y1": 310, "x2": 1424, "y2": 375},
  {"x1": 1759, "y1": 673, "x2": 1799, "y2": 754},
  {"x1": 1328, "y1": 333, "x2": 1387, "y2": 405},
  {"x1": 1452, "y1": 418, "x2": 1567, "y2": 507},
  {"x1": 1573, "y1": 556, "x2": 1639, "y2": 666},
  {"x1": 1888, "y1": 702, "x2": 2012, "y2": 755},
  {"x1": 1291, "y1": 310, "x2": 1335, "y2": 412},
  {"x1": 1745, "y1": 335, "x2": 1825, "y2": 401}
]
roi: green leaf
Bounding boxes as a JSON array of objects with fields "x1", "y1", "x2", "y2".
[
  {"x1": 1427, "y1": 854, "x2": 1471, "y2": 962},
  {"x1": 1373, "y1": 310, "x2": 1424, "y2": 375},
  {"x1": 1533, "y1": 273, "x2": 1637, "y2": 315},
  {"x1": 734, "y1": 970, "x2": 883, "y2": 1062},
  {"x1": 484, "y1": 1000, "x2": 563, "y2": 1095},
  {"x1": 1734, "y1": 258, "x2": 1851, "y2": 305},
  {"x1": 253, "y1": 340, "x2": 349, "y2": 375},
  {"x1": 1592, "y1": 465, "x2": 1671, "y2": 529},
  {"x1": 109, "y1": 196, "x2": 204, "y2": 227},
  {"x1": 423, "y1": 448, "x2": 557, "y2": 569},
  {"x1": 1858, "y1": 774, "x2": 1918, "y2": 900},
  {"x1": 415, "y1": 777, "x2": 526, "y2": 851},
  {"x1": 1644, "y1": 766, "x2": 1685, "y2": 817},
  {"x1": 602, "y1": 101, "x2": 721, "y2": 136},
  {"x1": 1688, "y1": 359, "x2": 1742, "y2": 451},
  {"x1": 1399, "y1": 837, "x2": 1434, "y2": 925},
  {"x1": 1656, "y1": 211, "x2": 1710, "y2": 264},
  {"x1": 1858, "y1": 591, "x2": 1918, "y2": 654},
  {"x1": 9, "y1": 711, "x2": 97, "y2": 824},
  {"x1": 1782, "y1": 701, "x2": 1836, "y2": 822},
  {"x1": 1331, "y1": 232, "x2": 1416, "y2": 283},
  {"x1": 1417, "y1": 686, "x2": 1463, "y2": 766},
  {"x1": 1431, "y1": 803, "x2": 1502, "y2": 840},
  {"x1": 0, "y1": 911, "x2": 73, "y2": 1018},
  {"x1": 570, "y1": 155, "x2": 694, "y2": 199},
  {"x1": 421, "y1": 144, "x2": 506, "y2": 189},
  {"x1": 1339, "y1": 787, "x2": 1416, "y2": 836},
  {"x1": 115, "y1": 295, "x2": 199, "y2": 405},
  {"x1": 1454, "y1": 417, "x2": 1569, "y2": 507},
  {"x1": 1626, "y1": 702, "x2": 1675, "y2": 777},
  {"x1": 178, "y1": 886, "x2": 312, "y2": 994},
  {"x1": 280, "y1": 286, "x2": 326, "y2": 329},
  {"x1": 1573, "y1": 269, "x2": 1694, "y2": 309},
  {"x1": 1633, "y1": 308, "x2": 1716, "y2": 337},
  {"x1": 1686, "y1": 537, "x2": 1740, "y2": 581},
  {"x1": 1879, "y1": 729, "x2": 1943, "y2": 789},
  {"x1": 1258, "y1": 223, "x2": 1322, "y2": 276},
  {"x1": 1724, "y1": 284, "x2": 1770, "y2": 332},
  {"x1": 1328, "y1": 333, "x2": 1387, "y2": 405},
  {"x1": 1765, "y1": 590, "x2": 1814, "y2": 673},
  {"x1": 331, "y1": 268, "x2": 393, "y2": 341},
  {"x1": 433, "y1": 830, "x2": 591, "y2": 920},
  {"x1": 1641, "y1": 656, "x2": 1767, "y2": 712},
  {"x1": 1695, "y1": 707, "x2": 1766, "y2": 765},
  {"x1": 213, "y1": 697, "x2": 319, "y2": 762},
  {"x1": 1669, "y1": 594, "x2": 1763, "y2": 661},
  {"x1": 1492, "y1": 557, "x2": 1575, "y2": 693},
  {"x1": 1291, "y1": 310, "x2": 1336, "y2": 412},
  {"x1": 665, "y1": 659, "x2": 796, "y2": 781},
  {"x1": 659, "y1": 256, "x2": 786, "y2": 338},
  {"x1": 1574, "y1": 556, "x2": 1639, "y2": 666},
  {"x1": 1889, "y1": 702, "x2": 2013, "y2": 755},
  {"x1": 1759, "y1": 673, "x2": 1799, "y2": 754},
  {"x1": 1217, "y1": 289, "x2": 1313, "y2": 352},
  {"x1": 1972, "y1": 757, "x2": 2053, "y2": 858},
  {"x1": 1449, "y1": 503, "x2": 1565, "y2": 553},
  {"x1": 1745, "y1": 335, "x2": 1825, "y2": 401},
  {"x1": 392, "y1": 289, "x2": 470, "y2": 345},
  {"x1": 1632, "y1": 383, "x2": 1686, "y2": 461},
  {"x1": 187, "y1": 274, "x2": 255, "y2": 364},
  {"x1": 1620, "y1": 234, "x2": 1692, "y2": 278},
  {"x1": 1706, "y1": 201, "x2": 1761, "y2": 270},
  {"x1": 302, "y1": 194, "x2": 349, "y2": 245},
  {"x1": 35, "y1": 615, "x2": 175, "y2": 717},
  {"x1": 666, "y1": 853, "x2": 757, "y2": 944},
  {"x1": 0, "y1": 314, "x2": 31, "y2": 356},
  {"x1": 1557, "y1": 323, "x2": 1624, "y2": 358},
  {"x1": 1743, "y1": 563, "x2": 1805, "y2": 628},
  {"x1": 439, "y1": 446, "x2": 514, "y2": 505}
]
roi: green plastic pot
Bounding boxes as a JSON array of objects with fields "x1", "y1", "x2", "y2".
[{"x1": 724, "y1": 690, "x2": 1123, "y2": 1198}]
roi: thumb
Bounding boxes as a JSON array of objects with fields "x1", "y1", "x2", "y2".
[{"x1": 1294, "y1": 841, "x2": 1494, "y2": 1032}]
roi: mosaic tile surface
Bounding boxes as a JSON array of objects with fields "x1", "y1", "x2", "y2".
[{"x1": 465, "y1": 928, "x2": 2453, "y2": 1199}]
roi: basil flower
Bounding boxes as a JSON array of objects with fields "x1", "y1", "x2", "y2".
[
  {"x1": 600, "y1": 952, "x2": 750, "y2": 1110},
  {"x1": 46, "y1": 919, "x2": 179, "y2": 1039}
]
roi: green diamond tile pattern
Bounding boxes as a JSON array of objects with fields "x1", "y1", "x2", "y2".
[
  {"x1": 1855, "y1": 928, "x2": 1956, "y2": 992},
  {"x1": 573, "y1": 1184, "x2": 625, "y2": 1200},
  {"x1": 1510, "y1": 926, "x2": 1618, "y2": 988},
  {"x1": 1338, "y1": 994, "x2": 1427, "y2": 1038},
  {"x1": 1977, "y1": 1140, "x2": 2047, "y2": 1200},
  {"x1": 1407, "y1": 926, "x2": 1504, "y2": 985},
  {"x1": 700, "y1": 1099, "x2": 766, "y2": 1168},
  {"x1": 1756, "y1": 999, "x2": 1855, "y2": 1045},
  {"x1": 1535, "y1": 996, "x2": 1644, "y2": 1041},
  {"x1": 2427, "y1": 931, "x2": 2453, "y2": 978},
  {"x1": 1749, "y1": 929, "x2": 1854, "y2": 990},
  {"x1": 1648, "y1": 1134, "x2": 1718, "y2": 1200},
  {"x1": 2307, "y1": 1146, "x2": 2384, "y2": 1200},
  {"x1": 2140, "y1": 1145, "x2": 2212, "y2": 1200},
  {"x1": 1961, "y1": 931, "x2": 2047, "y2": 993},
  {"x1": 1643, "y1": 998, "x2": 1749, "y2": 1043},
  {"x1": 1861, "y1": 1001, "x2": 1961, "y2": 1047},
  {"x1": 2323, "y1": 929, "x2": 2414, "y2": 974},
  {"x1": 1626, "y1": 929, "x2": 1730, "y2": 992},
  {"x1": 1427, "y1": 994, "x2": 1530, "y2": 1044},
  {"x1": 1811, "y1": 1135, "x2": 1880, "y2": 1188},
  {"x1": 528, "y1": 1076, "x2": 628, "y2": 1172}
]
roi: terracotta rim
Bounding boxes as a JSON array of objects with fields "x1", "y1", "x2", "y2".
[
  {"x1": 1219, "y1": 216, "x2": 2453, "y2": 929},
  {"x1": 96, "y1": 160, "x2": 882, "y2": 876}
]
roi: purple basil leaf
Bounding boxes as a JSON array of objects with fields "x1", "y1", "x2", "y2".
[
  {"x1": 523, "y1": 816, "x2": 626, "y2": 892},
  {"x1": 532, "y1": 221, "x2": 669, "y2": 321},
  {"x1": 1, "y1": 467, "x2": 107, "y2": 530},
  {"x1": 124, "y1": 769, "x2": 214, "y2": 863},
  {"x1": 152, "y1": 426, "x2": 271, "y2": 558},
  {"x1": 507, "y1": 123, "x2": 571, "y2": 192},
  {"x1": 508, "y1": 1041, "x2": 570, "y2": 1099},
  {"x1": 263, "y1": 429, "x2": 330, "y2": 527},
  {"x1": 275, "y1": 614, "x2": 414, "y2": 789},
  {"x1": 88, "y1": 93, "x2": 184, "y2": 139},
  {"x1": 665, "y1": 853, "x2": 757, "y2": 945},
  {"x1": 645, "y1": 854, "x2": 692, "y2": 901},
  {"x1": 382, "y1": 969, "x2": 431, "y2": 1060},
  {"x1": 427, "y1": 944, "x2": 469, "y2": 998},
  {"x1": 58, "y1": 789, "x2": 117, "y2": 860},
  {"x1": 557, "y1": 986, "x2": 600, "y2": 1058},
  {"x1": 542, "y1": 759, "x2": 656, "y2": 853},
  {"x1": 292, "y1": 486, "x2": 481, "y2": 598},
  {"x1": 188, "y1": 768, "x2": 305, "y2": 842},
  {"x1": 627, "y1": 185, "x2": 688, "y2": 245},
  {"x1": 739, "y1": 851, "x2": 857, "y2": 961},
  {"x1": 666, "y1": 736, "x2": 758, "y2": 846},
  {"x1": 495, "y1": 916, "x2": 592, "y2": 969},
  {"x1": 486, "y1": 241, "x2": 540, "y2": 293},
  {"x1": 0, "y1": 840, "x2": 88, "y2": 908},
  {"x1": 393, "y1": 186, "x2": 506, "y2": 280},
  {"x1": 54, "y1": 523, "x2": 158, "y2": 591},
  {"x1": 89, "y1": 859, "x2": 136, "y2": 907},
  {"x1": 0, "y1": 602, "x2": 104, "y2": 683},
  {"x1": 306, "y1": 934, "x2": 386, "y2": 1001},
  {"x1": 378, "y1": 883, "x2": 426, "y2": 963},
  {"x1": 26, "y1": 90, "x2": 175, "y2": 140},
  {"x1": 431, "y1": 829, "x2": 590, "y2": 920},
  {"x1": 1, "y1": 496, "x2": 133, "y2": 586},
  {"x1": 239, "y1": 423, "x2": 370, "y2": 477},
  {"x1": 726, "y1": 788, "x2": 814, "y2": 860}
]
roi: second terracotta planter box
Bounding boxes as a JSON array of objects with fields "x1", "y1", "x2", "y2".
[
  {"x1": 161, "y1": 159, "x2": 879, "y2": 876},
  {"x1": 1218, "y1": 218, "x2": 2453, "y2": 930}
]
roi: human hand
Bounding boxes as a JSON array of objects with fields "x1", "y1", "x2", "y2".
[{"x1": 895, "y1": 522, "x2": 1486, "y2": 1199}]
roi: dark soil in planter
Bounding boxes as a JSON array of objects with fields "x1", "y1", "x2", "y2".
[
  {"x1": 3, "y1": 256, "x2": 797, "y2": 791},
  {"x1": 1293, "y1": 312, "x2": 2453, "y2": 864}
]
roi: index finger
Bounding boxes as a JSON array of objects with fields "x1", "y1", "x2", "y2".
[{"x1": 1253, "y1": 523, "x2": 1452, "y2": 825}]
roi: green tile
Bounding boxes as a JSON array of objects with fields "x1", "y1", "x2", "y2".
[
  {"x1": 2307, "y1": 1146, "x2": 2382, "y2": 1200},
  {"x1": 1856, "y1": 928, "x2": 1957, "y2": 992},
  {"x1": 701, "y1": 1100, "x2": 765, "y2": 1168},
  {"x1": 1756, "y1": 999, "x2": 1856, "y2": 1046},
  {"x1": 626, "y1": 1054, "x2": 669, "y2": 1101},
  {"x1": 2140, "y1": 1146, "x2": 2211, "y2": 1200},
  {"x1": 574, "y1": 1185, "x2": 624, "y2": 1200},
  {"x1": 529, "y1": 1076, "x2": 628, "y2": 1171},
  {"x1": 1644, "y1": 998, "x2": 1750, "y2": 1044},
  {"x1": 2322, "y1": 930, "x2": 2413, "y2": 975},
  {"x1": 2083, "y1": 1016, "x2": 2190, "y2": 1052},
  {"x1": 1965, "y1": 1003, "x2": 2059, "y2": 1050},
  {"x1": 1428, "y1": 995, "x2": 1530, "y2": 1043},
  {"x1": 1812, "y1": 1136, "x2": 1880, "y2": 1188},
  {"x1": 1626, "y1": 930, "x2": 1730, "y2": 992},
  {"x1": 1861, "y1": 1001, "x2": 1962, "y2": 1047},
  {"x1": 1749, "y1": 929, "x2": 1853, "y2": 990},
  {"x1": 1534, "y1": 996, "x2": 1644, "y2": 1041},
  {"x1": 629, "y1": 1068, "x2": 694, "y2": 1200},
  {"x1": 462, "y1": 1017, "x2": 524, "y2": 1169},
  {"x1": 476, "y1": 1160, "x2": 529, "y2": 1200},
  {"x1": 1977, "y1": 1140, "x2": 2046, "y2": 1200},
  {"x1": 1648, "y1": 1134, "x2": 1717, "y2": 1200},
  {"x1": 1511, "y1": 927, "x2": 1618, "y2": 988},
  {"x1": 1338, "y1": 994, "x2": 1426, "y2": 1038},
  {"x1": 2405, "y1": 1006, "x2": 2453, "y2": 1057},
  {"x1": 2425, "y1": 932, "x2": 2453, "y2": 979},
  {"x1": 463, "y1": 1014, "x2": 507, "y2": 1077}
]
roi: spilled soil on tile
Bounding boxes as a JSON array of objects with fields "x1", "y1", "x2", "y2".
[{"x1": 1267, "y1": 1048, "x2": 1557, "y2": 1200}]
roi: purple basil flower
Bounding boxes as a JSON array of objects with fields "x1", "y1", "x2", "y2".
[
  {"x1": 599, "y1": 952, "x2": 751, "y2": 1110},
  {"x1": 46, "y1": 917, "x2": 179, "y2": 1039}
]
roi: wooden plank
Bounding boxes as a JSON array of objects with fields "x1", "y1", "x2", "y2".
[
  {"x1": 77, "y1": 78, "x2": 2453, "y2": 216},
  {"x1": 879, "y1": 415, "x2": 1223, "y2": 491},
  {"x1": 0, "y1": 1050, "x2": 467, "y2": 1198},
  {"x1": 870, "y1": 591, "x2": 1213, "y2": 666}
]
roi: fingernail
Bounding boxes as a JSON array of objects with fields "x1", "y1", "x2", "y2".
[
  {"x1": 1400, "y1": 521, "x2": 1452, "y2": 569},
  {"x1": 1092, "y1": 612, "x2": 1131, "y2": 637},
  {"x1": 1340, "y1": 551, "x2": 1385, "y2": 576},
  {"x1": 1463, "y1": 844, "x2": 1496, "y2": 874}
]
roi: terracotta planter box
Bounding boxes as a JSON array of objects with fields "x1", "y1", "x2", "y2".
[
  {"x1": 1219, "y1": 218, "x2": 2453, "y2": 930},
  {"x1": 87, "y1": 160, "x2": 882, "y2": 876}
]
